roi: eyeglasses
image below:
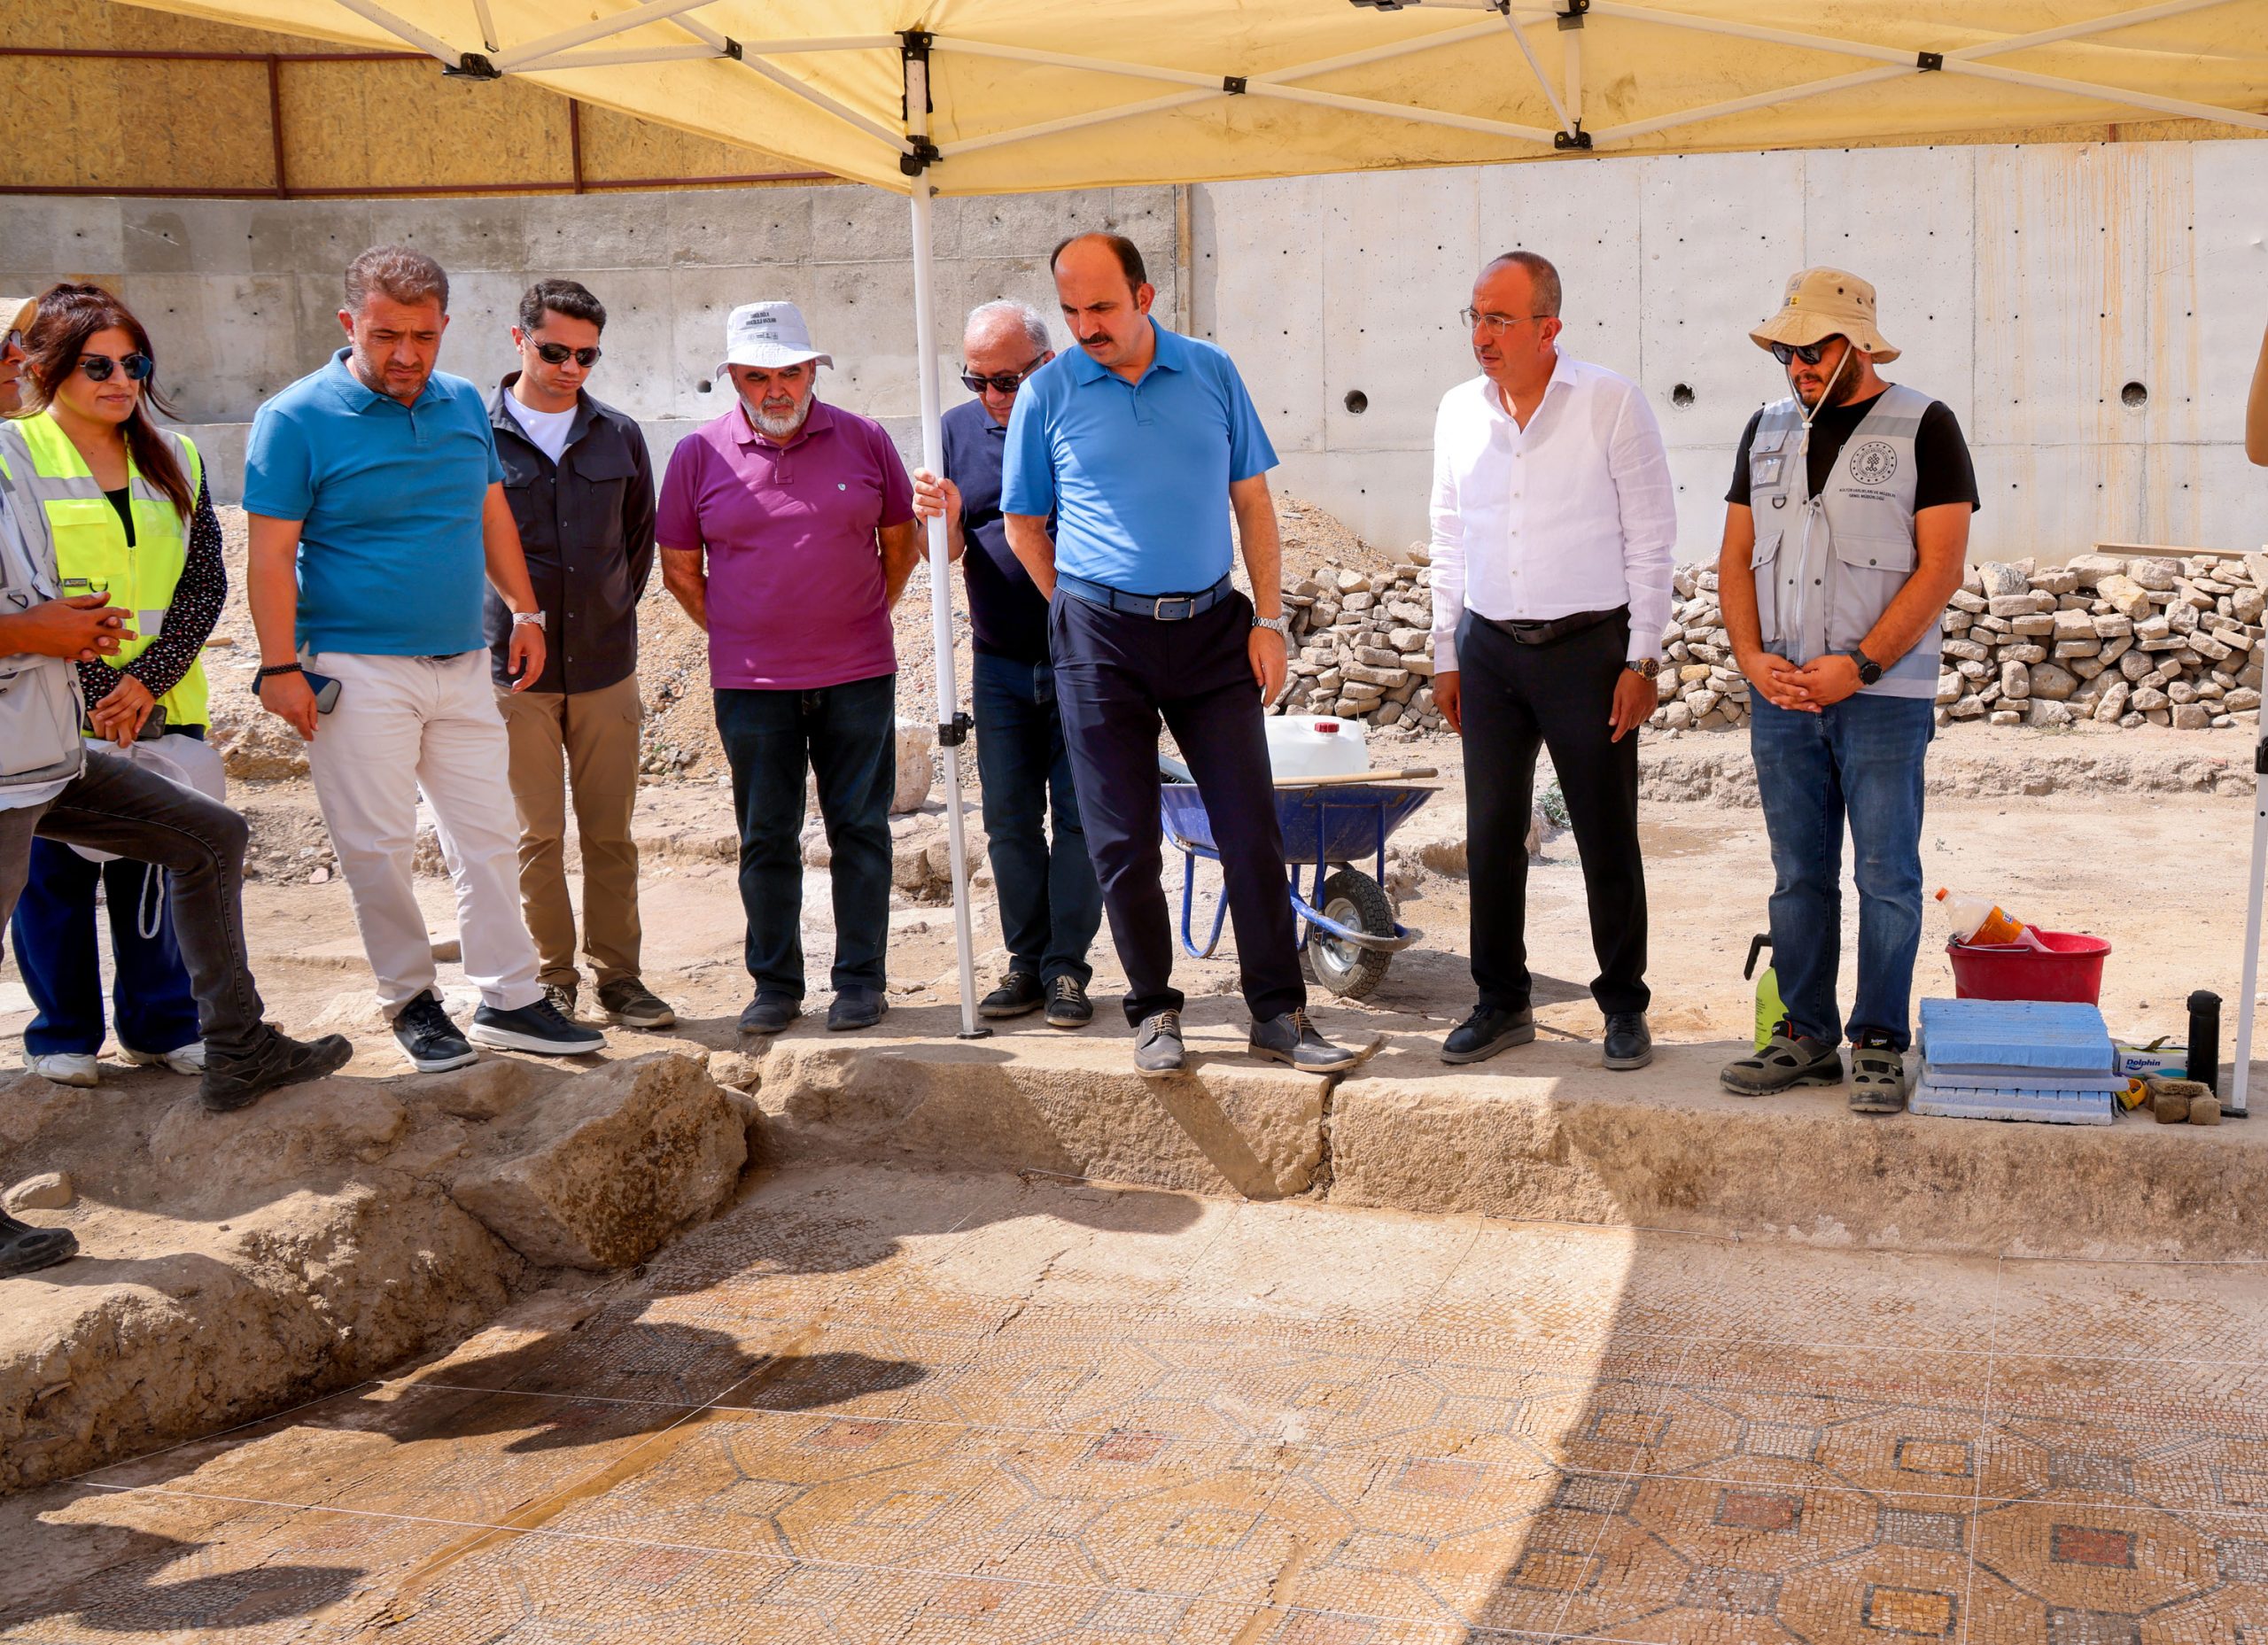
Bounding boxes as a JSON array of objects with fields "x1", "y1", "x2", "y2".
[
  {"x1": 1460, "y1": 309, "x2": 1551, "y2": 337},
  {"x1": 960, "y1": 358, "x2": 1045, "y2": 395},
  {"x1": 3, "y1": 330, "x2": 20, "y2": 354},
  {"x1": 76, "y1": 353, "x2": 153, "y2": 383},
  {"x1": 532, "y1": 342, "x2": 602, "y2": 368},
  {"x1": 1770, "y1": 338, "x2": 1844, "y2": 366}
]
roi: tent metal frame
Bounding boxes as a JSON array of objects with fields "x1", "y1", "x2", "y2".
[{"x1": 252, "y1": 0, "x2": 2268, "y2": 1044}]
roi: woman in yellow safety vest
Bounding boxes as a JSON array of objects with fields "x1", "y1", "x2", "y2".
[{"x1": 1, "y1": 283, "x2": 225, "y2": 1088}]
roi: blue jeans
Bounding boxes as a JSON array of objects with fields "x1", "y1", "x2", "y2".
[
  {"x1": 12, "y1": 838, "x2": 200, "y2": 1057},
  {"x1": 973, "y1": 651, "x2": 1100, "y2": 987},
  {"x1": 1750, "y1": 691, "x2": 1934, "y2": 1051},
  {"x1": 713, "y1": 675, "x2": 896, "y2": 999}
]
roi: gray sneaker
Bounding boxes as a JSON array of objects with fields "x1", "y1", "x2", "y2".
[
  {"x1": 1248, "y1": 1008, "x2": 1361, "y2": 1074},
  {"x1": 1134, "y1": 1009, "x2": 1184, "y2": 1076},
  {"x1": 598, "y1": 975, "x2": 678, "y2": 1028}
]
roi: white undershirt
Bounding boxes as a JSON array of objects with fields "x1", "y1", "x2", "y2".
[{"x1": 504, "y1": 392, "x2": 578, "y2": 465}]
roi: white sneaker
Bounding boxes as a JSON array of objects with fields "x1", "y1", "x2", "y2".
[
  {"x1": 25, "y1": 1051, "x2": 99, "y2": 1088},
  {"x1": 120, "y1": 1042, "x2": 207, "y2": 1075}
]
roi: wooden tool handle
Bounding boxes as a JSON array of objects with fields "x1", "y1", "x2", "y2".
[{"x1": 1270, "y1": 767, "x2": 1440, "y2": 788}]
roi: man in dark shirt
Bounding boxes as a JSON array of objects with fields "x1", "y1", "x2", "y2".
[
  {"x1": 1717, "y1": 268, "x2": 1977, "y2": 1114},
  {"x1": 913, "y1": 300, "x2": 1100, "y2": 1028},
  {"x1": 487, "y1": 279, "x2": 671, "y2": 1031}
]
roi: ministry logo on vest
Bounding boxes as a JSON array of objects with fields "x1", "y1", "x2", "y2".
[{"x1": 1848, "y1": 440, "x2": 1898, "y2": 486}]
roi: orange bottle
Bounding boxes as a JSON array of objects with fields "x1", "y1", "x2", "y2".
[{"x1": 1935, "y1": 888, "x2": 2032, "y2": 947}]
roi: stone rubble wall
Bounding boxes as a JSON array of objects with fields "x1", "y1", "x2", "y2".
[{"x1": 1271, "y1": 549, "x2": 2268, "y2": 737}]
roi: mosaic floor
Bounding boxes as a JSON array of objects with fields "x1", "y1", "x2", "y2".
[{"x1": 7, "y1": 1164, "x2": 2268, "y2": 1644}]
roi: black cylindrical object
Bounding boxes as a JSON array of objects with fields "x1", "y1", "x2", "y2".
[{"x1": 2188, "y1": 990, "x2": 2222, "y2": 1095}]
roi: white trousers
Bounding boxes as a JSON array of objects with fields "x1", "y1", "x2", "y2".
[{"x1": 304, "y1": 648, "x2": 543, "y2": 1017}]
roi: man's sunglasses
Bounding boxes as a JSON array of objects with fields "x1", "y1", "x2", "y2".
[
  {"x1": 76, "y1": 353, "x2": 154, "y2": 383},
  {"x1": 1770, "y1": 338, "x2": 1844, "y2": 366},
  {"x1": 533, "y1": 342, "x2": 602, "y2": 367},
  {"x1": 961, "y1": 358, "x2": 1044, "y2": 395}
]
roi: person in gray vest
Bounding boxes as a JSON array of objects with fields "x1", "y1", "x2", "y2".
[
  {"x1": 1715, "y1": 268, "x2": 1977, "y2": 1112},
  {"x1": 0, "y1": 298, "x2": 352, "y2": 1278}
]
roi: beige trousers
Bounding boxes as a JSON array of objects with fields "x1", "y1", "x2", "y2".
[{"x1": 496, "y1": 672, "x2": 644, "y2": 991}]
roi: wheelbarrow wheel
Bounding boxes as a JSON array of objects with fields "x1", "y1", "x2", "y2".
[{"x1": 1306, "y1": 868, "x2": 1395, "y2": 1000}]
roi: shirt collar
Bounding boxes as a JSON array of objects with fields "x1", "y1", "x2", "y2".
[
  {"x1": 1063, "y1": 318, "x2": 1186, "y2": 386},
  {"x1": 325, "y1": 345, "x2": 443, "y2": 415},
  {"x1": 733, "y1": 394, "x2": 836, "y2": 451},
  {"x1": 1480, "y1": 348, "x2": 1579, "y2": 420}
]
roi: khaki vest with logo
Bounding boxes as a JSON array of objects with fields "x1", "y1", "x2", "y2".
[{"x1": 1745, "y1": 381, "x2": 1937, "y2": 700}]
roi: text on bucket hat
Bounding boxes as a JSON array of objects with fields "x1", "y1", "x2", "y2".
[
  {"x1": 1749, "y1": 267, "x2": 1900, "y2": 365},
  {"x1": 716, "y1": 300, "x2": 833, "y2": 377}
]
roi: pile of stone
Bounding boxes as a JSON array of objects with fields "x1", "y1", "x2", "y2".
[
  {"x1": 1938, "y1": 553, "x2": 2265, "y2": 731},
  {"x1": 1653, "y1": 565, "x2": 1747, "y2": 732},
  {"x1": 1274, "y1": 552, "x2": 1444, "y2": 733}
]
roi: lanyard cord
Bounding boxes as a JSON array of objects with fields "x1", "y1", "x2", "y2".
[{"x1": 1790, "y1": 347, "x2": 1852, "y2": 500}]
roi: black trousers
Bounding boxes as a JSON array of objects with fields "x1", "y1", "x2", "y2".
[
  {"x1": 1050, "y1": 587, "x2": 1305, "y2": 1026},
  {"x1": 1460, "y1": 609, "x2": 1649, "y2": 1016}
]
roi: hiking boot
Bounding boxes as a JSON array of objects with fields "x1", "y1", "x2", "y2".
[
  {"x1": 1045, "y1": 975, "x2": 1093, "y2": 1029},
  {"x1": 598, "y1": 975, "x2": 677, "y2": 1029},
  {"x1": 393, "y1": 991, "x2": 476, "y2": 1073},
  {"x1": 1440, "y1": 1005, "x2": 1534, "y2": 1066},
  {"x1": 24, "y1": 1051, "x2": 98, "y2": 1088},
  {"x1": 200, "y1": 1025, "x2": 353, "y2": 1113},
  {"x1": 0, "y1": 1211, "x2": 76, "y2": 1279},
  {"x1": 1603, "y1": 1013, "x2": 1653, "y2": 1072},
  {"x1": 542, "y1": 982, "x2": 579, "y2": 1019},
  {"x1": 1134, "y1": 1008, "x2": 1184, "y2": 1076},
  {"x1": 1848, "y1": 1035, "x2": 1909, "y2": 1114},
  {"x1": 121, "y1": 1041, "x2": 206, "y2": 1075},
  {"x1": 827, "y1": 988, "x2": 889, "y2": 1031},
  {"x1": 1721, "y1": 1023, "x2": 1844, "y2": 1097},
  {"x1": 1249, "y1": 1008, "x2": 1361, "y2": 1074},
  {"x1": 739, "y1": 992, "x2": 801, "y2": 1037},
  {"x1": 979, "y1": 971, "x2": 1045, "y2": 1020},
  {"x1": 471, "y1": 997, "x2": 608, "y2": 1057}
]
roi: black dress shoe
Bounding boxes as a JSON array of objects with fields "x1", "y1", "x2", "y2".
[
  {"x1": 1603, "y1": 1012, "x2": 1652, "y2": 1071},
  {"x1": 738, "y1": 993, "x2": 801, "y2": 1037},
  {"x1": 828, "y1": 988, "x2": 889, "y2": 1031},
  {"x1": 1441, "y1": 1005, "x2": 1535, "y2": 1065},
  {"x1": 979, "y1": 971, "x2": 1045, "y2": 1020},
  {"x1": 1044, "y1": 976, "x2": 1093, "y2": 1028}
]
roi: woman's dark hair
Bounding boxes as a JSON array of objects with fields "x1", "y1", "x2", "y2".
[{"x1": 22, "y1": 283, "x2": 194, "y2": 520}]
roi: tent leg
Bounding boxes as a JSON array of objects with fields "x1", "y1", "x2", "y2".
[
  {"x1": 2232, "y1": 737, "x2": 2266, "y2": 1114},
  {"x1": 910, "y1": 179, "x2": 989, "y2": 1040}
]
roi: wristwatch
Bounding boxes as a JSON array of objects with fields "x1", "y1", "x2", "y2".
[
  {"x1": 511, "y1": 609, "x2": 547, "y2": 630},
  {"x1": 1624, "y1": 657, "x2": 1659, "y2": 679},
  {"x1": 1252, "y1": 614, "x2": 1292, "y2": 640},
  {"x1": 1846, "y1": 648, "x2": 1884, "y2": 687}
]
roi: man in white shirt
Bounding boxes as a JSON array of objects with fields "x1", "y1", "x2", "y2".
[{"x1": 1429, "y1": 252, "x2": 1676, "y2": 1070}]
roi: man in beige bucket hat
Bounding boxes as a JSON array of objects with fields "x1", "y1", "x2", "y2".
[{"x1": 1715, "y1": 268, "x2": 1977, "y2": 1113}]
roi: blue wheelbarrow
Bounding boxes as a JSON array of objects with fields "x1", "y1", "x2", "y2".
[{"x1": 1159, "y1": 758, "x2": 1439, "y2": 1000}]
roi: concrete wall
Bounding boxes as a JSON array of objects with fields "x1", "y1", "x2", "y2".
[
  {"x1": 1191, "y1": 141, "x2": 2268, "y2": 560},
  {"x1": 0, "y1": 184, "x2": 1179, "y2": 500}
]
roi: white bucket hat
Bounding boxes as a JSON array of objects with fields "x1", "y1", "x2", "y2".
[{"x1": 716, "y1": 300, "x2": 832, "y2": 376}]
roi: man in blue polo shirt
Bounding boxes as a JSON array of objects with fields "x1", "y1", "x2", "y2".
[
  {"x1": 1002, "y1": 233, "x2": 1356, "y2": 1076},
  {"x1": 913, "y1": 300, "x2": 1101, "y2": 1031},
  {"x1": 245, "y1": 244, "x2": 603, "y2": 1072}
]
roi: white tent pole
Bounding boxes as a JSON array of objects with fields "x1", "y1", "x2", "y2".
[
  {"x1": 328, "y1": 0, "x2": 460, "y2": 65},
  {"x1": 469, "y1": 0, "x2": 499, "y2": 53},
  {"x1": 1590, "y1": 66, "x2": 1910, "y2": 144},
  {"x1": 491, "y1": 0, "x2": 724, "y2": 72},
  {"x1": 2234, "y1": 740, "x2": 2266, "y2": 1116},
  {"x1": 938, "y1": 89, "x2": 1226, "y2": 159},
  {"x1": 904, "y1": 43, "x2": 987, "y2": 1040},
  {"x1": 1938, "y1": 61, "x2": 2268, "y2": 131},
  {"x1": 1562, "y1": 16, "x2": 1582, "y2": 130},
  {"x1": 1503, "y1": 14, "x2": 1574, "y2": 136},
  {"x1": 1948, "y1": 0, "x2": 2243, "y2": 58}
]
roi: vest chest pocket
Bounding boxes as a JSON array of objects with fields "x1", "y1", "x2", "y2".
[
  {"x1": 1749, "y1": 430, "x2": 1790, "y2": 494},
  {"x1": 1750, "y1": 528, "x2": 1786, "y2": 647},
  {"x1": 1829, "y1": 533, "x2": 1915, "y2": 654}
]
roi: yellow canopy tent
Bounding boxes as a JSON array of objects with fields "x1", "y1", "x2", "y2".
[{"x1": 112, "y1": 0, "x2": 2268, "y2": 1043}]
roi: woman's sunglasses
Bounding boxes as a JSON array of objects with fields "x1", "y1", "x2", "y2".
[
  {"x1": 76, "y1": 353, "x2": 154, "y2": 383},
  {"x1": 533, "y1": 342, "x2": 602, "y2": 367},
  {"x1": 1769, "y1": 338, "x2": 1842, "y2": 367}
]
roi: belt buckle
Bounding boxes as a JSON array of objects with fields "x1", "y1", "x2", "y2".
[{"x1": 1153, "y1": 594, "x2": 1193, "y2": 621}]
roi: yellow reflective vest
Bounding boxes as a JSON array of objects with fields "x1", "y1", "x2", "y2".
[{"x1": 0, "y1": 413, "x2": 209, "y2": 729}]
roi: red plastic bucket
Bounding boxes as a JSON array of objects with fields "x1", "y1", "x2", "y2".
[{"x1": 1946, "y1": 928, "x2": 2111, "y2": 1005}]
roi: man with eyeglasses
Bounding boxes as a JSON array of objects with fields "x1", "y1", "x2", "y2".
[
  {"x1": 0, "y1": 296, "x2": 353, "y2": 1279},
  {"x1": 486, "y1": 279, "x2": 672, "y2": 1033},
  {"x1": 911, "y1": 300, "x2": 1101, "y2": 1029},
  {"x1": 1430, "y1": 251, "x2": 1675, "y2": 1072},
  {"x1": 1717, "y1": 268, "x2": 1976, "y2": 1112}
]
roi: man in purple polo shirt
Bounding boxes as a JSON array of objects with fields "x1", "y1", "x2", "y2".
[{"x1": 658, "y1": 302, "x2": 919, "y2": 1036}]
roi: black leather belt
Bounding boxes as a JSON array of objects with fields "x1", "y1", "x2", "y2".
[
  {"x1": 1057, "y1": 571, "x2": 1235, "y2": 621},
  {"x1": 1481, "y1": 605, "x2": 1629, "y2": 647}
]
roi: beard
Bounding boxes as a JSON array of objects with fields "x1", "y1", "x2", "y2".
[
  {"x1": 1795, "y1": 350, "x2": 1861, "y2": 410},
  {"x1": 744, "y1": 392, "x2": 811, "y2": 439}
]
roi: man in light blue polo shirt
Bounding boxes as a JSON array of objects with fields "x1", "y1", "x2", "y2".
[
  {"x1": 1002, "y1": 232, "x2": 1356, "y2": 1077},
  {"x1": 245, "y1": 244, "x2": 603, "y2": 1073}
]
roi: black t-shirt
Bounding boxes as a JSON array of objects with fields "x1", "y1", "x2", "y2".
[{"x1": 1725, "y1": 392, "x2": 1981, "y2": 514}]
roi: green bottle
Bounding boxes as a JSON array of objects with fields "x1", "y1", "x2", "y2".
[{"x1": 1744, "y1": 934, "x2": 1783, "y2": 1051}]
